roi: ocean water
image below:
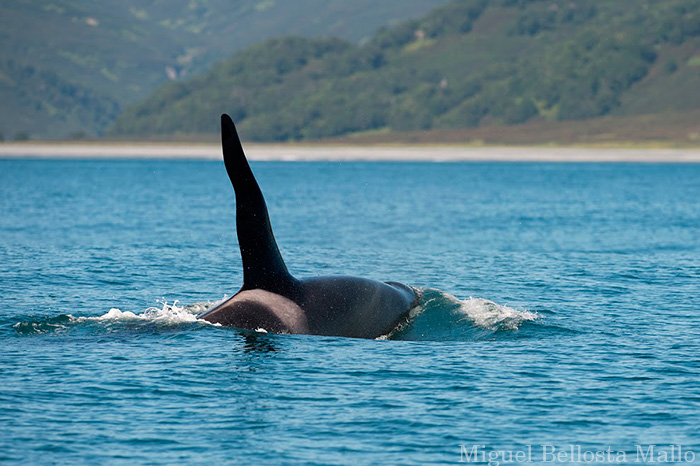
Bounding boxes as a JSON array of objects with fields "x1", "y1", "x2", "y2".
[{"x1": 1, "y1": 158, "x2": 699, "y2": 465}]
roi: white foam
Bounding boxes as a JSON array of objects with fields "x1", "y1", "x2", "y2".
[
  {"x1": 456, "y1": 296, "x2": 538, "y2": 330},
  {"x1": 75, "y1": 300, "x2": 212, "y2": 325},
  {"x1": 378, "y1": 289, "x2": 538, "y2": 340}
]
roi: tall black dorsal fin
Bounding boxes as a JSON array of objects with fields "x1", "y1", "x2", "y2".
[{"x1": 221, "y1": 114, "x2": 293, "y2": 291}]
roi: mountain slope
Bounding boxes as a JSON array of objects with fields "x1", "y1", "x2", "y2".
[
  {"x1": 0, "y1": 0, "x2": 449, "y2": 139},
  {"x1": 109, "y1": 0, "x2": 700, "y2": 142}
]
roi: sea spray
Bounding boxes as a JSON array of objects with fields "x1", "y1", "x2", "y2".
[
  {"x1": 384, "y1": 287, "x2": 539, "y2": 341},
  {"x1": 13, "y1": 300, "x2": 218, "y2": 336},
  {"x1": 75, "y1": 299, "x2": 205, "y2": 324}
]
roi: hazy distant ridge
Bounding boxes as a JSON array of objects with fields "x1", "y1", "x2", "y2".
[{"x1": 0, "y1": 0, "x2": 448, "y2": 139}]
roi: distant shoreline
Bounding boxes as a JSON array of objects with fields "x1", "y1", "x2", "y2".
[{"x1": 2, "y1": 142, "x2": 700, "y2": 162}]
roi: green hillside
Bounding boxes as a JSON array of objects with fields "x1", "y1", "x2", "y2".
[
  {"x1": 109, "y1": 0, "x2": 700, "y2": 143},
  {"x1": 0, "y1": 0, "x2": 448, "y2": 140}
]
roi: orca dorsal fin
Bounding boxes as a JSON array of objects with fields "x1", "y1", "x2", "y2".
[{"x1": 221, "y1": 114, "x2": 293, "y2": 291}]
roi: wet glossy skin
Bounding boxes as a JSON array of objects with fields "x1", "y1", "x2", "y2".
[{"x1": 198, "y1": 114, "x2": 416, "y2": 339}]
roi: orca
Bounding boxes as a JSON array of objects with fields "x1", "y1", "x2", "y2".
[{"x1": 198, "y1": 114, "x2": 417, "y2": 338}]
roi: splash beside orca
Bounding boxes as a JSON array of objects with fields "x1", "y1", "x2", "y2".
[{"x1": 198, "y1": 114, "x2": 417, "y2": 338}]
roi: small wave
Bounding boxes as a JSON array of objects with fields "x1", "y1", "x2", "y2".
[
  {"x1": 13, "y1": 300, "x2": 217, "y2": 336},
  {"x1": 385, "y1": 288, "x2": 540, "y2": 341},
  {"x1": 13, "y1": 292, "x2": 545, "y2": 341},
  {"x1": 454, "y1": 296, "x2": 538, "y2": 331},
  {"x1": 74, "y1": 300, "x2": 207, "y2": 325},
  {"x1": 11, "y1": 314, "x2": 74, "y2": 336}
]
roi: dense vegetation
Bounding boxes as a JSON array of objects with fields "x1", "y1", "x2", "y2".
[
  {"x1": 0, "y1": 0, "x2": 447, "y2": 139},
  {"x1": 110, "y1": 0, "x2": 700, "y2": 142}
]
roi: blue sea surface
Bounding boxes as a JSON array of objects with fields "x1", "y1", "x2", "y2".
[{"x1": 1, "y1": 158, "x2": 699, "y2": 465}]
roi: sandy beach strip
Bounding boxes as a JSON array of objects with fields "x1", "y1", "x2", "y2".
[{"x1": 1, "y1": 142, "x2": 700, "y2": 162}]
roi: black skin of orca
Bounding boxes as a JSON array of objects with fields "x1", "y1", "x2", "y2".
[{"x1": 198, "y1": 114, "x2": 417, "y2": 338}]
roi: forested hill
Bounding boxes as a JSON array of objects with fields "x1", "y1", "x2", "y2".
[
  {"x1": 0, "y1": 0, "x2": 448, "y2": 140},
  {"x1": 110, "y1": 0, "x2": 700, "y2": 143}
]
